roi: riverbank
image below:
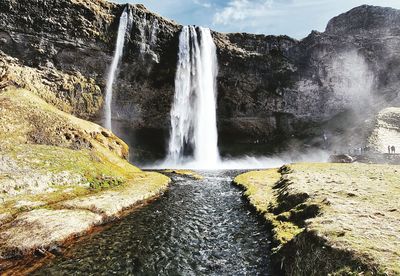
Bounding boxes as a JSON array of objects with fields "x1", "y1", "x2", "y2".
[
  {"x1": 234, "y1": 163, "x2": 400, "y2": 275},
  {"x1": 0, "y1": 87, "x2": 171, "y2": 274}
]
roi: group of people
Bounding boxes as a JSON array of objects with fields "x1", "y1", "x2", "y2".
[
  {"x1": 346, "y1": 146, "x2": 399, "y2": 155},
  {"x1": 388, "y1": 145, "x2": 396, "y2": 154},
  {"x1": 348, "y1": 147, "x2": 369, "y2": 155}
]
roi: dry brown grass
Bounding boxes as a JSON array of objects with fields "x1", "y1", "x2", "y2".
[{"x1": 234, "y1": 163, "x2": 400, "y2": 275}]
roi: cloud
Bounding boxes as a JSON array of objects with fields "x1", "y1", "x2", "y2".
[
  {"x1": 118, "y1": 0, "x2": 400, "y2": 38},
  {"x1": 213, "y1": 0, "x2": 274, "y2": 25},
  {"x1": 193, "y1": 0, "x2": 212, "y2": 8}
]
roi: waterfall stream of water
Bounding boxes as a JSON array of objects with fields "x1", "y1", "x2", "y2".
[
  {"x1": 104, "y1": 8, "x2": 129, "y2": 131},
  {"x1": 166, "y1": 26, "x2": 220, "y2": 169}
]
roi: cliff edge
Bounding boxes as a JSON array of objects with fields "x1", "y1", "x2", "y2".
[{"x1": 1, "y1": 1, "x2": 400, "y2": 156}]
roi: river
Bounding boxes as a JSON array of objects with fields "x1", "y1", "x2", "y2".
[{"x1": 34, "y1": 171, "x2": 272, "y2": 275}]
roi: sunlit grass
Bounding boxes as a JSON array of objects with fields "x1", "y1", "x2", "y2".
[{"x1": 234, "y1": 163, "x2": 400, "y2": 274}]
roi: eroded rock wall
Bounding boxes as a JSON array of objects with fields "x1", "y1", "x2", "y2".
[
  {"x1": 1, "y1": 1, "x2": 399, "y2": 148},
  {"x1": 0, "y1": 0, "x2": 180, "y2": 127},
  {"x1": 215, "y1": 5, "x2": 400, "y2": 144}
]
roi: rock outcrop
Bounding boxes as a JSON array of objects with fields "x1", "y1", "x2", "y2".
[
  {"x1": 0, "y1": 0, "x2": 180, "y2": 125},
  {"x1": 1, "y1": 1, "x2": 400, "y2": 156}
]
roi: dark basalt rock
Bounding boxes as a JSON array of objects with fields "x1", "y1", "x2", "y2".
[
  {"x1": 329, "y1": 154, "x2": 355, "y2": 163},
  {"x1": 0, "y1": 0, "x2": 399, "y2": 150}
]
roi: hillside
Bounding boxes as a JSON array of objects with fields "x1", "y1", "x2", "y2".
[{"x1": 0, "y1": 86, "x2": 170, "y2": 273}]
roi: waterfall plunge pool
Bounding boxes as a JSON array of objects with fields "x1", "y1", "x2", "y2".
[
  {"x1": 110, "y1": 119, "x2": 290, "y2": 169},
  {"x1": 33, "y1": 171, "x2": 273, "y2": 275}
]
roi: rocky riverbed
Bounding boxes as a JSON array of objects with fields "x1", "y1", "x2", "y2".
[{"x1": 234, "y1": 163, "x2": 400, "y2": 275}]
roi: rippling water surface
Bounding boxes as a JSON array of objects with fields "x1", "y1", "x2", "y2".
[{"x1": 35, "y1": 171, "x2": 272, "y2": 275}]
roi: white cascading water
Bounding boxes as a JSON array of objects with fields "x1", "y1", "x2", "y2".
[
  {"x1": 195, "y1": 27, "x2": 219, "y2": 166},
  {"x1": 167, "y1": 26, "x2": 192, "y2": 162},
  {"x1": 166, "y1": 26, "x2": 220, "y2": 168},
  {"x1": 104, "y1": 8, "x2": 129, "y2": 131}
]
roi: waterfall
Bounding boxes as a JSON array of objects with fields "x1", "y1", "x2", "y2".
[
  {"x1": 194, "y1": 27, "x2": 219, "y2": 166},
  {"x1": 104, "y1": 8, "x2": 129, "y2": 131},
  {"x1": 166, "y1": 26, "x2": 220, "y2": 168},
  {"x1": 136, "y1": 15, "x2": 160, "y2": 63}
]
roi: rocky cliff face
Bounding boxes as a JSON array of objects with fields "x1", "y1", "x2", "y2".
[
  {"x1": 215, "y1": 5, "x2": 400, "y2": 146},
  {"x1": 0, "y1": 0, "x2": 179, "y2": 126},
  {"x1": 1, "y1": 1, "x2": 399, "y2": 156}
]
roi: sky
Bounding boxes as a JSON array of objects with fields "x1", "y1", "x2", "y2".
[{"x1": 113, "y1": 0, "x2": 400, "y2": 39}]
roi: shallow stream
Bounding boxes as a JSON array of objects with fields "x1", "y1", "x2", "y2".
[{"x1": 34, "y1": 171, "x2": 272, "y2": 275}]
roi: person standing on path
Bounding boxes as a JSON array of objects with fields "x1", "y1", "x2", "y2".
[{"x1": 388, "y1": 145, "x2": 391, "y2": 154}]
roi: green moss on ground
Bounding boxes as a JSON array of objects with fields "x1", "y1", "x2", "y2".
[
  {"x1": 234, "y1": 163, "x2": 400, "y2": 275},
  {"x1": 0, "y1": 87, "x2": 171, "y2": 268},
  {"x1": 234, "y1": 169, "x2": 303, "y2": 246},
  {"x1": 0, "y1": 87, "x2": 147, "y2": 216}
]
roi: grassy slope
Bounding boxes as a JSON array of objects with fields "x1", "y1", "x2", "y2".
[
  {"x1": 0, "y1": 87, "x2": 170, "y2": 265},
  {"x1": 234, "y1": 163, "x2": 400, "y2": 275}
]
